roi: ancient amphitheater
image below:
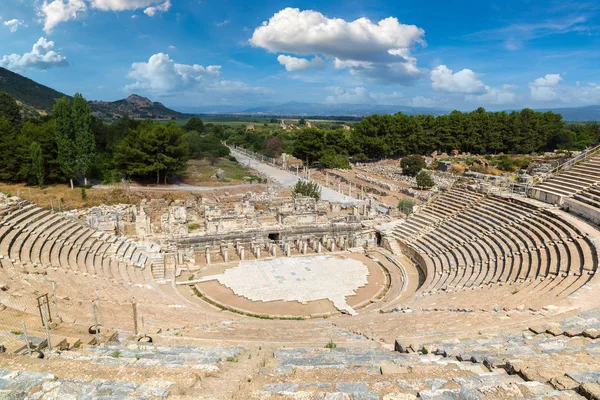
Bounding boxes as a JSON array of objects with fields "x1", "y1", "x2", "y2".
[{"x1": 0, "y1": 149, "x2": 600, "y2": 399}]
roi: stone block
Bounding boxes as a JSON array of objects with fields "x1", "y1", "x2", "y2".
[{"x1": 580, "y1": 382, "x2": 600, "y2": 400}]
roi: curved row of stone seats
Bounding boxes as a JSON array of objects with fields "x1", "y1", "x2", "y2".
[
  {"x1": 392, "y1": 188, "x2": 486, "y2": 242},
  {"x1": 564, "y1": 183, "x2": 600, "y2": 225},
  {"x1": 0, "y1": 368, "x2": 175, "y2": 399},
  {"x1": 57, "y1": 343, "x2": 245, "y2": 371},
  {"x1": 0, "y1": 201, "x2": 159, "y2": 285},
  {"x1": 250, "y1": 346, "x2": 579, "y2": 399},
  {"x1": 395, "y1": 309, "x2": 600, "y2": 398},
  {"x1": 530, "y1": 154, "x2": 600, "y2": 205},
  {"x1": 391, "y1": 190, "x2": 598, "y2": 298}
]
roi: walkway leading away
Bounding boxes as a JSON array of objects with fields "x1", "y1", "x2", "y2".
[{"x1": 230, "y1": 148, "x2": 360, "y2": 204}]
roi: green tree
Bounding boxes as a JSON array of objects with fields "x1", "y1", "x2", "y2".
[
  {"x1": 292, "y1": 180, "x2": 321, "y2": 200},
  {"x1": 183, "y1": 116, "x2": 205, "y2": 133},
  {"x1": 72, "y1": 93, "x2": 95, "y2": 185},
  {"x1": 319, "y1": 150, "x2": 350, "y2": 169},
  {"x1": 293, "y1": 128, "x2": 325, "y2": 166},
  {"x1": 416, "y1": 170, "x2": 435, "y2": 188},
  {"x1": 400, "y1": 155, "x2": 426, "y2": 177},
  {"x1": 53, "y1": 97, "x2": 77, "y2": 188},
  {"x1": 115, "y1": 121, "x2": 189, "y2": 184},
  {"x1": 29, "y1": 142, "x2": 44, "y2": 187},
  {"x1": 0, "y1": 93, "x2": 21, "y2": 128}
]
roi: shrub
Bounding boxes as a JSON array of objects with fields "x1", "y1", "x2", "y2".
[
  {"x1": 292, "y1": 180, "x2": 321, "y2": 200},
  {"x1": 398, "y1": 198, "x2": 415, "y2": 215},
  {"x1": 400, "y1": 155, "x2": 426, "y2": 177},
  {"x1": 325, "y1": 340, "x2": 337, "y2": 349},
  {"x1": 416, "y1": 171, "x2": 435, "y2": 188}
]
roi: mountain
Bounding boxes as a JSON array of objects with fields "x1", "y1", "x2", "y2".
[
  {"x1": 241, "y1": 101, "x2": 450, "y2": 117},
  {"x1": 0, "y1": 67, "x2": 68, "y2": 117},
  {"x1": 89, "y1": 94, "x2": 187, "y2": 120},
  {"x1": 181, "y1": 101, "x2": 600, "y2": 121},
  {"x1": 536, "y1": 105, "x2": 600, "y2": 122}
]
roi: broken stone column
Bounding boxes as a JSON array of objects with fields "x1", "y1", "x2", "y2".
[
  {"x1": 256, "y1": 247, "x2": 260, "y2": 259},
  {"x1": 285, "y1": 243, "x2": 291, "y2": 257},
  {"x1": 331, "y1": 240, "x2": 336, "y2": 252},
  {"x1": 271, "y1": 244, "x2": 277, "y2": 257},
  {"x1": 205, "y1": 247, "x2": 211, "y2": 265},
  {"x1": 317, "y1": 242, "x2": 322, "y2": 253},
  {"x1": 222, "y1": 246, "x2": 228, "y2": 262},
  {"x1": 302, "y1": 242, "x2": 307, "y2": 254},
  {"x1": 240, "y1": 247, "x2": 245, "y2": 261}
]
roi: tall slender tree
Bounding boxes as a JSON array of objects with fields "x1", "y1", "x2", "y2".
[
  {"x1": 72, "y1": 93, "x2": 95, "y2": 185},
  {"x1": 53, "y1": 97, "x2": 77, "y2": 188},
  {"x1": 30, "y1": 142, "x2": 44, "y2": 187}
]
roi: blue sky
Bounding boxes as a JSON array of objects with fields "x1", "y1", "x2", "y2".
[{"x1": 1, "y1": 0, "x2": 599, "y2": 111}]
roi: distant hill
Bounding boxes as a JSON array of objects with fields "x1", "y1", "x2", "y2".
[
  {"x1": 89, "y1": 94, "x2": 187, "y2": 120},
  {"x1": 0, "y1": 67, "x2": 68, "y2": 117},
  {"x1": 178, "y1": 101, "x2": 600, "y2": 121},
  {"x1": 535, "y1": 105, "x2": 600, "y2": 122}
]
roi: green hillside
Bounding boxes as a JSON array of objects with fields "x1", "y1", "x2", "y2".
[{"x1": 0, "y1": 67, "x2": 68, "y2": 116}]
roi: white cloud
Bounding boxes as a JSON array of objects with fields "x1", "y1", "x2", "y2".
[
  {"x1": 89, "y1": 0, "x2": 162, "y2": 11},
  {"x1": 143, "y1": 0, "x2": 170, "y2": 17},
  {"x1": 39, "y1": 0, "x2": 86, "y2": 34},
  {"x1": 0, "y1": 37, "x2": 68, "y2": 71},
  {"x1": 410, "y1": 96, "x2": 434, "y2": 107},
  {"x1": 168, "y1": 45, "x2": 176, "y2": 50},
  {"x1": 325, "y1": 86, "x2": 403, "y2": 104},
  {"x1": 466, "y1": 86, "x2": 517, "y2": 105},
  {"x1": 528, "y1": 73, "x2": 562, "y2": 101},
  {"x1": 277, "y1": 55, "x2": 323, "y2": 72},
  {"x1": 124, "y1": 53, "x2": 270, "y2": 103},
  {"x1": 250, "y1": 8, "x2": 425, "y2": 83},
  {"x1": 125, "y1": 53, "x2": 220, "y2": 93},
  {"x1": 4, "y1": 19, "x2": 26, "y2": 33},
  {"x1": 526, "y1": 74, "x2": 600, "y2": 104},
  {"x1": 431, "y1": 65, "x2": 486, "y2": 94},
  {"x1": 326, "y1": 87, "x2": 372, "y2": 104},
  {"x1": 216, "y1": 19, "x2": 230, "y2": 27},
  {"x1": 38, "y1": 0, "x2": 169, "y2": 32}
]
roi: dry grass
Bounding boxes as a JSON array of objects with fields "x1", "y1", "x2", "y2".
[{"x1": 0, "y1": 183, "x2": 193, "y2": 211}]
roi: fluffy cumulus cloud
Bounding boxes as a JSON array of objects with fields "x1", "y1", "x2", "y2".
[
  {"x1": 250, "y1": 8, "x2": 426, "y2": 83},
  {"x1": 431, "y1": 65, "x2": 485, "y2": 94},
  {"x1": 431, "y1": 64, "x2": 517, "y2": 106},
  {"x1": 143, "y1": 0, "x2": 170, "y2": 17},
  {"x1": 125, "y1": 53, "x2": 221, "y2": 93},
  {"x1": 277, "y1": 55, "x2": 323, "y2": 72},
  {"x1": 39, "y1": 0, "x2": 86, "y2": 34},
  {"x1": 4, "y1": 19, "x2": 27, "y2": 33},
  {"x1": 526, "y1": 74, "x2": 600, "y2": 104},
  {"x1": 0, "y1": 37, "x2": 68, "y2": 71},
  {"x1": 528, "y1": 73, "x2": 563, "y2": 101},
  {"x1": 325, "y1": 86, "x2": 403, "y2": 104},
  {"x1": 125, "y1": 53, "x2": 270, "y2": 102},
  {"x1": 38, "y1": 0, "x2": 169, "y2": 33}
]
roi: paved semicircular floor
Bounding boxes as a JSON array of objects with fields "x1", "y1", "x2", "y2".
[{"x1": 199, "y1": 255, "x2": 370, "y2": 315}]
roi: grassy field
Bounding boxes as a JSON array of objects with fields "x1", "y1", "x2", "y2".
[{"x1": 182, "y1": 157, "x2": 262, "y2": 185}]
